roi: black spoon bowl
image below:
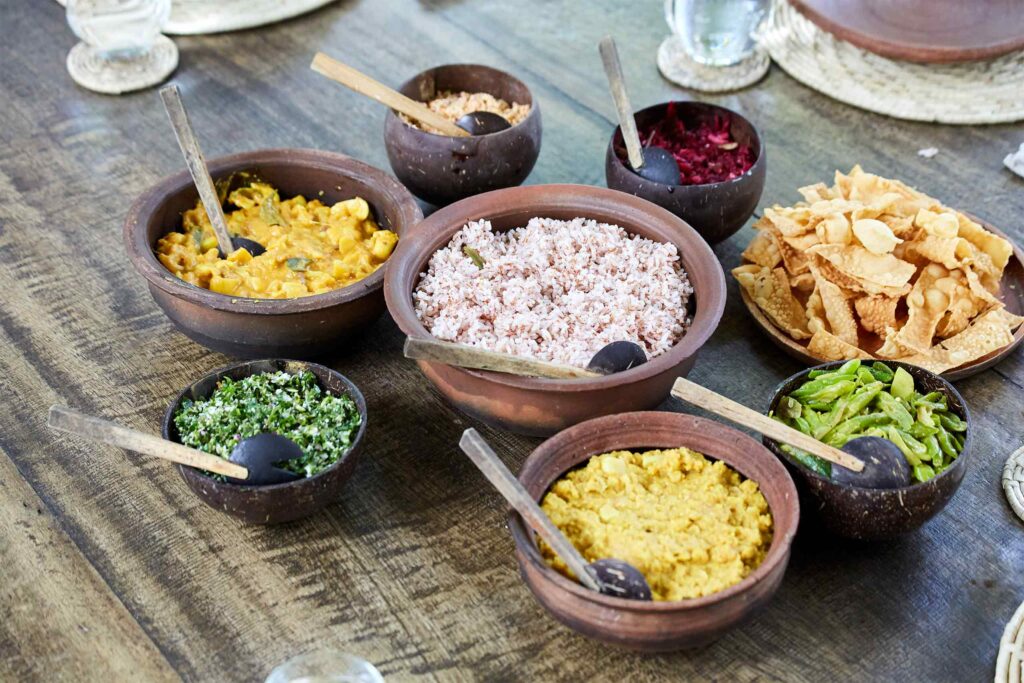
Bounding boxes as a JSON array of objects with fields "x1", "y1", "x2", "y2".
[
  {"x1": 229, "y1": 236, "x2": 267, "y2": 257},
  {"x1": 226, "y1": 432, "x2": 304, "y2": 485},
  {"x1": 455, "y1": 111, "x2": 512, "y2": 136},
  {"x1": 833, "y1": 436, "x2": 911, "y2": 488},
  {"x1": 589, "y1": 558, "x2": 653, "y2": 600},
  {"x1": 587, "y1": 340, "x2": 649, "y2": 375},
  {"x1": 631, "y1": 146, "x2": 680, "y2": 185}
]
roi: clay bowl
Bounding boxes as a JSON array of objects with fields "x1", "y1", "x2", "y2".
[
  {"x1": 162, "y1": 359, "x2": 367, "y2": 524},
  {"x1": 737, "y1": 220, "x2": 1024, "y2": 381},
  {"x1": 605, "y1": 101, "x2": 765, "y2": 245},
  {"x1": 509, "y1": 411, "x2": 799, "y2": 651},
  {"x1": 125, "y1": 148, "x2": 422, "y2": 359},
  {"x1": 764, "y1": 360, "x2": 972, "y2": 540},
  {"x1": 383, "y1": 184, "x2": 727, "y2": 437},
  {"x1": 383, "y1": 64, "x2": 542, "y2": 206}
]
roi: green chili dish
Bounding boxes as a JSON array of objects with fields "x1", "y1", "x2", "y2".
[
  {"x1": 770, "y1": 359, "x2": 966, "y2": 484},
  {"x1": 174, "y1": 370, "x2": 362, "y2": 479}
]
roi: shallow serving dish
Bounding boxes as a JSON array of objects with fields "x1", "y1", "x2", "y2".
[
  {"x1": 737, "y1": 220, "x2": 1024, "y2": 381},
  {"x1": 764, "y1": 360, "x2": 971, "y2": 540},
  {"x1": 383, "y1": 184, "x2": 727, "y2": 437},
  {"x1": 509, "y1": 411, "x2": 799, "y2": 651},
  {"x1": 162, "y1": 358, "x2": 367, "y2": 525},
  {"x1": 125, "y1": 148, "x2": 422, "y2": 359},
  {"x1": 384, "y1": 63, "x2": 542, "y2": 206},
  {"x1": 605, "y1": 101, "x2": 766, "y2": 245}
]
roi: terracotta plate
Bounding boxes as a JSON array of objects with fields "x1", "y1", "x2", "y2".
[
  {"x1": 790, "y1": 0, "x2": 1024, "y2": 63},
  {"x1": 737, "y1": 220, "x2": 1024, "y2": 381}
]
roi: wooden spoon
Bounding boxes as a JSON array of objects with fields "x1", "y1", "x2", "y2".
[
  {"x1": 459, "y1": 428, "x2": 652, "y2": 600},
  {"x1": 47, "y1": 406, "x2": 303, "y2": 485},
  {"x1": 158, "y1": 85, "x2": 266, "y2": 258},
  {"x1": 598, "y1": 36, "x2": 679, "y2": 185},
  {"x1": 403, "y1": 337, "x2": 647, "y2": 379},
  {"x1": 670, "y1": 378, "x2": 912, "y2": 487},
  {"x1": 310, "y1": 53, "x2": 509, "y2": 137}
]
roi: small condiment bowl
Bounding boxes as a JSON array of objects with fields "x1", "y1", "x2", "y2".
[
  {"x1": 509, "y1": 411, "x2": 799, "y2": 651},
  {"x1": 125, "y1": 148, "x2": 422, "y2": 359},
  {"x1": 764, "y1": 360, "x2": 972, "y2": 540},
  {"x1": 383, "y1": 64, "x2": 542, "y2": 206},
  {"x1": 605, "y1": 101, "x2": 766, "y2": 245},
  {"x1": 162, "y1": 359, "x2": 368, "y2": 524},
  {"x1": 383, "y1": 184, "x2": 727, "y2": 437}
]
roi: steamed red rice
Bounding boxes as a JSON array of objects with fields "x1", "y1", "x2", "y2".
[{"x1": 412, "y1": 217, "x2": 693, "y2": 368}]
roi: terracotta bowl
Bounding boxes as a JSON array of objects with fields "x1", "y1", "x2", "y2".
[
  {"x1": 382, "y1": 184, "x2": 727, "y2": 437},
  {"x1": 509, "y1": 411, "x2": 799, "y2": 651},
  {"x1": 605, "y1": 102, "x2": 766, "y2": 245},
  {"x1": 764, "y1": 360, "x2": 972, "y2": 540},
  {"x1": 383, "y1": 64, "x2": 542, "y2": 206},
  {"x1": 124, "y1": 148, "x2": 422, "y2": 359},
  {"x1": 162, "y1": 359, "x2": 367, "y2": 525}
]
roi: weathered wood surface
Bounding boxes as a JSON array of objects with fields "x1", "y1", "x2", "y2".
[{"x1": 1, "y1": 1, "x2": 1022, "y2": 681}]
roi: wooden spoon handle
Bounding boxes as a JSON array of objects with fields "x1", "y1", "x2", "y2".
[
  {"x1": 404, "y1": 337, "x2": 600, "y2": 380},
  {"x1": 158, "y1": 85, "x2": 235, "y2": 257},
  {"x1": 310, "y1": 52, "x2": 469, "y2": 138},
  {"x1": 670, "y1": 378, "x2": 865, "y2": 472},
  {"x1": 47, "y1": 406, "x2": 248, "y2": 480},
  {"x1": 598, "y1": 36, "x2": 644, "y2": 171},
  {"x1": 458, "y1": 429, "x2": 600, "y2": 591}
]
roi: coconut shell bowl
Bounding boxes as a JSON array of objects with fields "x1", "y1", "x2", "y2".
[
  {"x1": 163, "y1": 359, "x2": 368, "y2": 524},
  {"x1": 508, "y1": 411, "x2": 799, "y2": 651},
  {"x1": 605, "y1": 101, "x2": 766, "y2": 245},
  {"x1": 383, "y1": 183, "x2": 727, "y2": 437},
  {"x1": 383, "y1": 64, "x2": 542, "y2": 206},
  {"x1": 764, "y1": 361, "x2": 972, "y2": 540},
  {"x1": 124, "y1": 148, "x2": 422, "y2": 359}
]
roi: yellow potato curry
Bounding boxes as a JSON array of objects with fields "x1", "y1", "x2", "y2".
[
  {"x1": 540, "y1": 447, "x2": 773, "y2": 601},
  {"x1": 156, "y1": 181, "x2": 398, "y2": 299}
]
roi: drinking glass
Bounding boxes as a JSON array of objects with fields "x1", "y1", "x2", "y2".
[
  {"x1": 664, "y1": 0, "x2": 769, "y2": 66},
  {"x1": 65, "y1": 0, "x2": 177, "y2": 94},
  {"x1": 265, "y1": 651, "x2": 384, "y2": 683}
]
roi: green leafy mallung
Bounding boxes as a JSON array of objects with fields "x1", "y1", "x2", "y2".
[
  {"x1": 174, "y1": 371, "x2": 361, "y2": 479},
  {"x1": 771, "y1": 360, "x2": 964, "y2": 484}
]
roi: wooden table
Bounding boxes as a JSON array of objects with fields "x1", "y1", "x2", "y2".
[{"x1": 2, "y1": 2, "x2": 1022, "y2": 680}]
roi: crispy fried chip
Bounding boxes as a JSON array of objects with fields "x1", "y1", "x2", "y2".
[
  {"x1": 798, "y1": 182, "x2": 833, "y2": 203},
  {"x1": 809, "y1": 264, "x2": 859, "y2": 346},
  {"x1": 742, "y1": 229, "x2": 782, "y2": 269},
  {"x1": 899, "y1": 308, "x2": 1024, "y2": 373},
  {"x1": 854, "y1": 294, "x2": 899, "y2": 337},
  {"x1": 889, "y1": 263, "x2": 951, "y2": 354},
  {"x1": 807, "y1": 328, "x2": 873, "y2": 361},
  {"x1": 956, "y1": 212, "x2": 1013, "y2": 272},
  {"x1": 764, "y1": 206, "x2": 813, "y2": 237},
  {"x1": 733, "y1": 265, "x2": 811, "y2": 340},
  {"x1": 769, "y1": 228, "x2": 810, "y2": 275},
  {"x1": 808, "y1": 244, "x2": 915, "y2": 296}
]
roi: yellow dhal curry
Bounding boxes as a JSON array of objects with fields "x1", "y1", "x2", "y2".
[
  {"x1": 156, "y1": 182, "x2": 398, "y2": 299},
  {"x1": 540, "y1": 447, "x2": 773, "y2": 601}
]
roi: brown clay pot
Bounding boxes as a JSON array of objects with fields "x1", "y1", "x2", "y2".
[
  {"x1": 162, "y1": 359, "x2": 367, "y2": 525},
  {"x1": 383, "y1": 64, "x2": 542, "y2": 206},
  {"x1": 764, "y1": 360, "x2": 972, "y2": 540},
  {"x1": 124, "y1": 148, "x2": 422, "y2": 359},
  {"x1": 509, "y1": 411, "x2": 800, "y2": 651},
  {"x1": 383, "y1": 184, "x2": 727, "y2": 437},
  {"x1": 605, "y1": 101, "x2": 766, "y2": 245}
]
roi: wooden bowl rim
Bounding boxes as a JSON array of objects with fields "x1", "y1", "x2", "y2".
[
  {"x1": 606, "y1": 100, "x2": 765, "y2": 191},
  {"x1": 736, "y1": 217, "x2": 1024, "y2": 380},
  {"x1": 384, "y1": 62, "x2": 540, "y2": 139},
  {"x1": 124, "y1": 148, "x2": 423, "y2": 315},
  {"x1": 508, "y1": 411, "x2": 800, "y2": 611},
  {"x1": 382, "y1": 183, "x2": 727, "y2": 392},
  {"x1": 763, "y1": 359, "x2": 973, "y2": 493},
  {"x1": 162, "y1": 358, "x2": 368, "y2": 491}
]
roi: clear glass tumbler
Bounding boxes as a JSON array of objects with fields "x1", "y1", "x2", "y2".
[
  {"x1": 65, "y1": 0, "x2": 176, "y2": 94},
  {"x1": 265, "y1": 651, "x2": 385, "y2": 683},
  {"x1": 664, "y1": 0, "x2": 769, "y2": 66}
]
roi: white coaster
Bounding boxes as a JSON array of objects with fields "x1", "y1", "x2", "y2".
[
  {"x1": 1004, "y1": 445, "x2": 1024, "y2": 524},
  {"x1": 66, "y1": 34, "x2": 178, "y2": 95},
  {"x1": 657, "y1": 35, "x2": 770, "y2": 93}
]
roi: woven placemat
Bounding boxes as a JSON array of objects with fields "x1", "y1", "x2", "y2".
[
  {"x1": 1004, "y1": 445, "x2": 1024, "y2": 524},
  {"x1": 758, "y1": 0, "x2": 1024, "y2": 124},
  {"x1": 996, "y1": 600, "x2": 1024, "y2": 683},
  {"x1": 657, "y1": 36, "x2": 770, "y2": 92}
]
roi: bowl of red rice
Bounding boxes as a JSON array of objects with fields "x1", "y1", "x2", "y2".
[{"x1": 383, "y1": 184, "x2": 726, "y2": 436}]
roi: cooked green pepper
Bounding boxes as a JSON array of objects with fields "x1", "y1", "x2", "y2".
[{"x1": 938, "y1": 413, "x2": 967, "y2": 432}]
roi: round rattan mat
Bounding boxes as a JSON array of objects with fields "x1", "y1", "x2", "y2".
[
  {"x1": 758, "y1": 0, "x2": 1024, "y2": 124},
  {"x1": 1004, "y1": 445, "x2": 1024, "y2": 525},
  {"x1": 657, "y1": 36, "x2": 770, "y2": 92},
  {"x1": 996, "y1": 600, "x2": 1024, "y2": 683}
]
